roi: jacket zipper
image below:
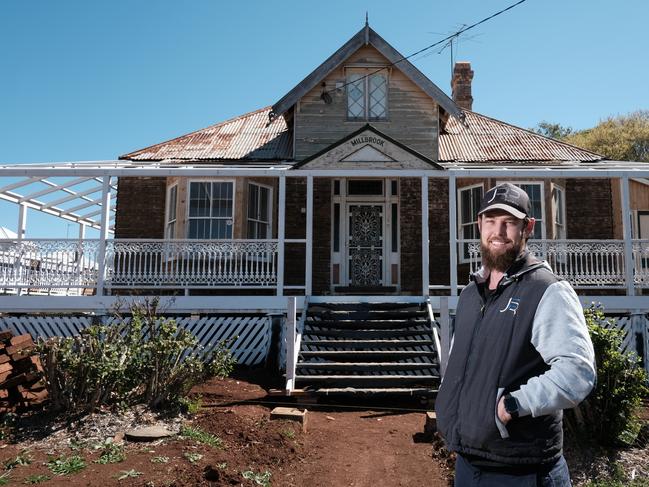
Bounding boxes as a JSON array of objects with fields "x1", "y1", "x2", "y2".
[{"x1": 456, "y1": 288, "x2": 494, "y2": 429}]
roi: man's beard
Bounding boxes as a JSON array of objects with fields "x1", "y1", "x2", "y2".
[{"x1": 481, "y1": 239, "x2": 523, "y2": 272}]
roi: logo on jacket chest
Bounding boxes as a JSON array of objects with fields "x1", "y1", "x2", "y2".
[{"x1": 499, "y1": 297, "x2": 521, "y2": 316}]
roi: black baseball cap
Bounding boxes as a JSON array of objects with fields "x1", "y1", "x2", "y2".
[{"x1": 478, "y1": 183, "x2": 531, "y2": 219}]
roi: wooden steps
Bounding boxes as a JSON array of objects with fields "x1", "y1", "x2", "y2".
[{"x1": 293, "y1": 301, "x2": 440, "y2": 395}]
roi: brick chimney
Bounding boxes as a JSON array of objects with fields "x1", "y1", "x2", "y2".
[{"x1": 451, "y1": 61, "x2": 474, "y2": 111}]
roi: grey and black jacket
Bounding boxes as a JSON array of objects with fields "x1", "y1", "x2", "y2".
[{"x1": 435, "y1": 252, "x2": 596, "y2": 465}]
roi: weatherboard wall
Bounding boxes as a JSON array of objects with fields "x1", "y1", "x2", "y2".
[{"x1": 293, "y1": 45, "x2": 439, "y2": 161}]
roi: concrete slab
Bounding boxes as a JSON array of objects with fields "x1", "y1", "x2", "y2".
[
  {"x1": 270, "y1": 407, "x2": 308, "y2": 432},
  {"x1": 125, "y1": 425, "x2": 176, "y2": 442},
  {"x1": 424, "y1": 411, "x2": 437, "y2": 435}
]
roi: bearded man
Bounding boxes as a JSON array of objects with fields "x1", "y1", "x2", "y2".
[{"x1": 436, "y1": 183, "x2": 596, "y2": 486}]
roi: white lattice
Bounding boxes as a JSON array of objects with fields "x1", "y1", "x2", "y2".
[{"x1": 0, "y1": 314, "x2": 271, "y2": 366}]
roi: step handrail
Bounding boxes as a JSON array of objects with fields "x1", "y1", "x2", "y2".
[
  {"x1": 285, "y1": 295, "x2": 308, "y2": 394},
  {"x1": 426, "y1": 298, "x2": 442, "y2": 373}
]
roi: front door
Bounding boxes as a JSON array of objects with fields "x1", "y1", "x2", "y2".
[{"x1": 348, "y1": 204, "x2": 384, "y2": 286}]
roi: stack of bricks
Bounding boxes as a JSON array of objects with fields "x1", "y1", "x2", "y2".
[{"x1": 0, "y1": 331, "x2": 47, "y2": 410}]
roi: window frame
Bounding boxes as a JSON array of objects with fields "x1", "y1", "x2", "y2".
[
  {"x1": 165, "y1": 184, "x2": 178, "y2": 239},
  {"x1": 457, "y1": 183, "x2": 484, "y2": 264},
  {"x1": 186, "y1": 179, "x2": 236, "y2": 240},
  {"x1": 496, "y1": 180, "x2": 546, "y2": 240},
  {"x1": 345, "y1": 67, "x2": 389, "y2": 121},
  {"x1": 247, "y1": 182, "x2": 273, "y2": 239}
]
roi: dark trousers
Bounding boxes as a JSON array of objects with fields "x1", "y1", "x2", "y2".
[{"x1": 455, "y1": 454, "x2": 572, "y2": 487}]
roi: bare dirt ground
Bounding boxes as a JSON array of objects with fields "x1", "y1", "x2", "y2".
[
  {"x1": 0, "y1": 368, "x2": 646, "y2": 486},
  {"x1": 0, "y1": 368, "x2": 449, "y2": 486}
]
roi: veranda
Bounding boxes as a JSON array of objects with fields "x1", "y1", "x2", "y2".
[{"x1": 0, "y1": 160, "x2": 648, "y2": 384}]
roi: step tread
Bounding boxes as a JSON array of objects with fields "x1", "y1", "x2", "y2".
[
  {"x1": 296, "y1": 362, "x2": 436, "y2": 369},
  {"x1": 295, "y1": 374, "x2": 438, "y2": 380},
  {"x1": 302, "y1": 339, "x2": 434, "y2": 345},
  {"x1": 296, "y1": 387, "x2": 437, "y2": 395},
  {"x1": 300, "y1": 350, "x2": 436, "y2": 356},
  {"x1": 302, "y1": 327, "x2": 431, "y2": 339}
]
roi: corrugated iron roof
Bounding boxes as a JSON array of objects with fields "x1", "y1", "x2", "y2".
[
  {"x1": 439, "y1": 111, "x2": 602, "y2": 163},
  {"x1": 120, "y1": 107, "x2": 292, "y2": 162},
  {"x1": 120, "y1": 106, "x2": 602, "y2": 165}
]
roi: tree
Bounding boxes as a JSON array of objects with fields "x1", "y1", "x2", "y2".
[
  {"x1": 532, "y1": 111, "x2": 649, "y2": 162},
  {"x1": 531, "y1": 121, "x2": 573, "y2": 139},
  {"x1": 564, "y1": 111, "x2": 649, "y2": 162}
]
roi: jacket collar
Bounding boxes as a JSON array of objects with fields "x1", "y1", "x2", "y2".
[{"x1": 470, "y1": 251, "x2": 551, "y2": 290}]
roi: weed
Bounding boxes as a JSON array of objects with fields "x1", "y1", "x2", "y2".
[
  {"x1": 23, "y1": 474, "x2": 50, "y2": 484},
  {"x1": 180, "y1": 426, "x2": 223, "y2": 448},
  {"x1": 151, "y1": 456, "x2": 169, "y2": 464},
  {"x1": 47, "y1": 455, "x2": 86, "y2": 475},
  {"x1": 68, "y1": 439, "x2": 87, "y2": 451},
  {"x1": 117, "y1": 469, "x2": 142, "y2": 480},
  {"x1": 180, "y1": 395, "x2": 203, "y2": 415},
  {"x1": 215, "y1": 462, "x2": 227, "y2": 469},
  {"x1": 183, "y1": 452, "x2": 203, "y2": 464},
  {"x1": 242, "y1": 469, "x2": 272, "y2": 486},
  {"x1": 281, "y1": 428, "x2": 296, "y2": 440},
  {"x1": 4, "y1": 450, "x2": 32, "y2": 469},
  {"x1": 95, "y1": 441, "x2": 125, "y2": 464},
  {"x1": 0, "y1": 471, "x2": 10, "y2": 486}
]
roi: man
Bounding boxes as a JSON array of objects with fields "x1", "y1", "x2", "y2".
[{"x1": 436, "y1": 183, "x2": 596, "y2": 486}]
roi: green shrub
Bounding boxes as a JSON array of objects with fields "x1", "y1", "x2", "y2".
[
  {"x1": 570, "y1": 305, "x2": 648, "y2": 446},
  {"x1": 37, "y1": 299, "x2": 236, "y2": 412}
]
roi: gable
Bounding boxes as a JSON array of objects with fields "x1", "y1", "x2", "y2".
[
  {"x1": 271, "y1": 25, "x2": 462, "y2": 123},
  {"x1": 295, "y1": 125, "x2": 442, "y2": 170}
]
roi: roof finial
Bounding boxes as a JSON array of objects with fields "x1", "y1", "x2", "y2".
[{"x1": 364, "y1": 12, "x2": 369, "y2": 44}]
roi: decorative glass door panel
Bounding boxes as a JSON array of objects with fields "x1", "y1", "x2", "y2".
[{"x1": 348, "y1": 204, "x2": 383, "y2": 286}]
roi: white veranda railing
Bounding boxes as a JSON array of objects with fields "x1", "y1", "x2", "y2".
[
  {"x1": 2, "y1": 238, "x2": 649, "y2": 293},
  {"x1": 0, "y1": 239, "x2": 278, "y2": 292},
  {"x1": 106, "y1": 239, "x2": 278, "y2": 288},
  {"x1": 462, "y1": 239, "x2": 643, "y2": 288},
  {"x1": 0, "y1": 239, "x2": 100, "y2": 293}
]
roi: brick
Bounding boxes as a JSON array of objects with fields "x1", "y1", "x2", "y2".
[
  {"x1": 20, "y1": 388, "x2": 47, "y2": 402},
  {"x1": 0, "y1": 371, "x2": 11, "y2": 384},
  {"x1": 114, "y1": 177, "x2": 166, "y2": 239},
  {"x1": 0, "y1": 354, "x2": 9, "y2": 365},
  {"x1": 0, "y1": 363, "x2": 12, "y2": 374},
  {"x1": 0, "y1": 372, "x2": 38, "y2": 389},
  {"x1": 10, "y1": 334, "x2": 33, "y2": 347},
  {"x1": 6, "y1": 342, "x2": 33, "y2": 356},
  {"x1": 30, "y1": 356, "x2": 44, "y2": 373}
]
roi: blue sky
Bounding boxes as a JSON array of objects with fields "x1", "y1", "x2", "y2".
[{"x1": 0, "y1": 0, "x2": 647, "y2": 237}]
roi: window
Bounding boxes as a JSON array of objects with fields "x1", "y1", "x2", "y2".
[
  {"x1": 347, "y1": 70, "x2": 388, "y2": 120},
  {"x1": 165, "y1": 185, "x2": 177, "y2": 239},
  {"x1": 552, "y1": 184, "x2": 566, "y2": 239},
  {"x1": 247, "y1": 183, "x2": 272, "y2": 239},
  {"x1": 458, "y1": 185, "x2": 483, "y2": 261},
  {"x1": 497, "y1": 182, "x2": 545, "y2": 239},
  {"x1": 188, "y1": 181, "x2": 234, "y2": 239},
  {"x1": 347, "y1": 179, "x2": 383, "y2": 196}
]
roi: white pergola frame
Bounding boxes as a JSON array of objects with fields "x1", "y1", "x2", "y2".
[
  {"x1": 0, "y1": 171, "x2": 118, "y2": 232},
  {"x1": 1, "y1": 159, "x2": 649, "y2": 308}
]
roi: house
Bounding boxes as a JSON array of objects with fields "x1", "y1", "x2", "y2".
[{"x1": 1, "y1": 23, "x2": 648, "y2": 394}]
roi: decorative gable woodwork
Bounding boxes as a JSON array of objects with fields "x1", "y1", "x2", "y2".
[{"x1": 296, "y1": 125, "x2": 442, "y2": 170}]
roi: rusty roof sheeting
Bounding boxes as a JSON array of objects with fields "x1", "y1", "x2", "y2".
[
  {"x1": 120, "y1": 107, "x2": 292, "y2": 162},
  {"x1": 439, "y1": 111, "x2": 602, "y2": 163}
]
